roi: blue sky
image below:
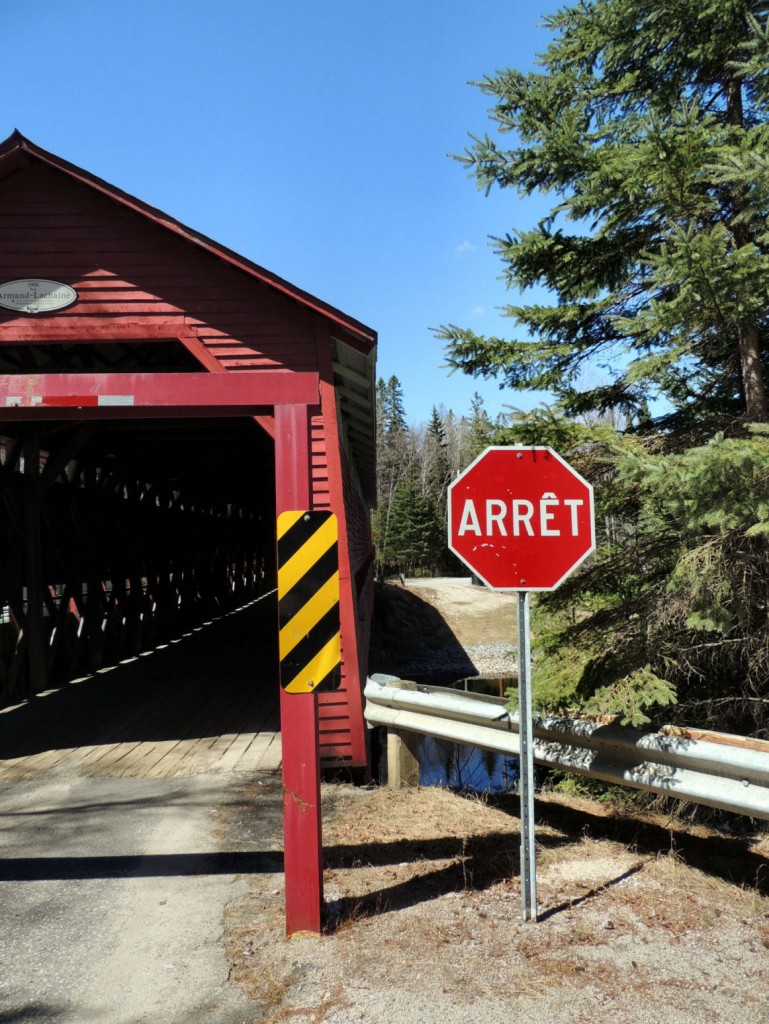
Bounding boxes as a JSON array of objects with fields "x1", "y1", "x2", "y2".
[{"x1": 4, "y1": 0, "x2": 560, "y2": 424}]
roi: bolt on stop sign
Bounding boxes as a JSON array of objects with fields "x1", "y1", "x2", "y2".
[{"x1": 448, "y1": 446, "x2": 595, "y2": 591}]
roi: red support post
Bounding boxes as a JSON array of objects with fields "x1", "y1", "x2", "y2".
[{"x1": 274, "y1": 403, "x2": 324, "y2": 937}]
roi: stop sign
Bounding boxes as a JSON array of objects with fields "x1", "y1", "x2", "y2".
[{"x1": 448, "y1": 446, "x2": 595, "y2": 591}]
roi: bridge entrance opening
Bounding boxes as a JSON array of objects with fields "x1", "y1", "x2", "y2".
[{"x1": 0, "y1": 410, "x2": 281, "y2": 780}]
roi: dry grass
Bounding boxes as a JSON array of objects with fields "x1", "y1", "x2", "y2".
[
  {"x1": 221, "y1": 783, "x2": 769, "y2": 1024},
  {"x1": 224, "y1": 909, "x2": 351, "y2": 1024}
]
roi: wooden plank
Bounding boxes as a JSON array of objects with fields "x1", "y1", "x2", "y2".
[
  {"x1": 115, "y1": 680, "x2": 258, "y2": 777},
  {"x1": 234, "y1": 730, "x2": 281, "y2": 773},
  {"x1": 132, "y1": 730, "x2": 223, "y2": 778},
  {"x1": 207, "y1": 700, "x2": 280, "y2": 774},
  {"x1": 0, "y1": 593, "x2": 283, "y2": 779},
  {"x1": 0, "y1": 673, "x2": 280, "y2": 780},
  {"x1": 119, "y1": 653, "x2": 261, "y2": 777},
  {"x1": 256, "y1": 733, "x2": 282, "y2": 771},
  {"x1": 206, "y1": 731, "x2": 264, "y2": 774},
  {"x1": 0, "y1": 663, "x2": 173, "y2": 777},
  {"x1": 195, "y1": 690, "x2": 278, "y2": 773}
]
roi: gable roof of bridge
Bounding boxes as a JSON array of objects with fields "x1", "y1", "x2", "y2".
[
  {"x1": 0, "y1": 130, "x2": 377, "y2": 355},
  {"x1": 0, "y1": 130, "x2": 378, "y2": 500}
]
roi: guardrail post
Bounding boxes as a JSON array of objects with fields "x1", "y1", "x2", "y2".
[
  {"x1": 387, "y1": 730, "x2": 420, "y2": 788},
  {"x1": 385, "y1": 680, "x2": 421, "y2": 788},
  {"x1": 385, "y1": 684, "x2": 421, "y2": 786}
]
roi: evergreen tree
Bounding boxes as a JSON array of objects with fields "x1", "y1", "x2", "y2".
[
  {"x1": 423, "y1": 406, "x2": 451, "y2": 511},
  {"x1": 385, "y1": 469, "x2": 443, "y2": 576},
  {"x1": 442, "y1": 409, "x2": 465, "y2": 479},
  {"x1": 373, "y1": 376, "x2": 412, "y2": 577},
  {"x1": 518, "y1": 417, "x2": 769, "y2": 736},
  {"x1": 462, "y1": 392, "x2": 495, "y2": 464},
  {"x1": 377, "y1": 375, "x2": 407, "y2": 438},
  {"x1": 422, "y1": 406, "x2": 455, "y2": 572},
  {"x1": 438, "y1": 0, "x2": 769, "y2": 428},
  {"x1": 374, "y1": 382, "x2": 448, "y2": 576}
]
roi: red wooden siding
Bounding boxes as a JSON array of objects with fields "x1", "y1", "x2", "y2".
[
  {"x1": 0, "y1": 163, "x2": 320, "y2": 373},
  {"x1": 313, "y1": 323, "x2": 374, "y2": 768},
  {"x1": 309, "y1": 405, "x2": 362, "y2": 766},
  {"x1": 317, "y1": 443, "x2": 375, "y2": 765},
  {"x1": 311, "y1": 415, "x2": 331, "y2": 511}
]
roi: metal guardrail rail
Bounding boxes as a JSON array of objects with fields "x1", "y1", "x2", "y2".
[{"x1": 364, "y1": 674, "x2": 769, "y2": 822}]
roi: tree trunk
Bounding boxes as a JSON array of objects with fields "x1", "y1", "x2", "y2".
[
  {"x1": 724, "y1": 77, "x2": 767, "y2": 421},
  {"x1": 739, "y1": 324, "x2": 768, "y2": 422}
]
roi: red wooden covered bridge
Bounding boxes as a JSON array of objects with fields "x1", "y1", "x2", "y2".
[{"x1": 0, "y1": 130, "x2": 377, "y2": 776}]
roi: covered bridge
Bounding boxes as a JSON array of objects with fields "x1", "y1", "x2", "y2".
[{"x1": 0, "y1": 131, "x2": 377, "y2": 773}]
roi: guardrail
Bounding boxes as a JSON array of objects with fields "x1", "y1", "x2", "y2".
[{"x1": 364, "y1": 674, "x2": 769, "y2": 821}]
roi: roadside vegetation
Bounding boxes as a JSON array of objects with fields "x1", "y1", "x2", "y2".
[
  {"x1": 373, "y1": 376, "x2": 496, "y2": 580},
  {"x1": 377, "y1": 0, "x2": 769, "y2": 739}
]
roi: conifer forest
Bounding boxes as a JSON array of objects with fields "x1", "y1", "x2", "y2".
[{"x1": 378, "y1": 0, "x2": 769, "y2": 740}]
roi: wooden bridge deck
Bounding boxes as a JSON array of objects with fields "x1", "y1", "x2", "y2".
[{"x1": 0, "y1": 600, "x2": 281, "y2": 781}]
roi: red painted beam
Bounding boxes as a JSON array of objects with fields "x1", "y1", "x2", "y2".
[
  {"x1": 0, "y1": 371, "x2": 319, "y2": 419},
  {"x1": 274, "y1": 403, "x2": 324, "y2": 938}
]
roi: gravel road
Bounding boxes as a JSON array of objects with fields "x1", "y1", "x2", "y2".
[{"x1": 0, "y1": 773, "x2": 281, "y2": 1024}]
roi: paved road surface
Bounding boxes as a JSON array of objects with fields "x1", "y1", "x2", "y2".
[{"x1": 0, "y1": 773, "x2": 282, "y2": 1023}]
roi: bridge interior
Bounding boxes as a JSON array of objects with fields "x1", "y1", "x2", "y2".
[
  {"x1": 0, "y1": 598, "x2": 280, "y2": 780},
  {"x1": 0, "y1": 409, "x2": 281, "y2": 779}
]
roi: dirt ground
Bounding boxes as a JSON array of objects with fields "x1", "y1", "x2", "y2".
[
  {"x1": 222, "y1": 782, "x2": 769, "y2": 1024},
  {"x1": 368, "y1": 578, "x2": 518, "y2": 683},
  {"x1": 401, "y1": 578, "x2": 518, "y2": 647},
  {"x1": 221, "y1": 578, "x2": 769, "y2": 1024}
]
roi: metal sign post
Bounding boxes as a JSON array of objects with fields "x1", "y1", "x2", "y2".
[
  {"x1": 517, "y1": 591, "x2": 537, "y2": 922},
  {"x1": 447, "y1": 445, "x2": 596, "y2": 924}
]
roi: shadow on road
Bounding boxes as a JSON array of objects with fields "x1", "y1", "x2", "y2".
[
  {"x1": 0, "y1": 850, "x2": 284, "y2": 882},
  {"x1": 0, "y1": 599, "x2": 279, "y2": 763}
]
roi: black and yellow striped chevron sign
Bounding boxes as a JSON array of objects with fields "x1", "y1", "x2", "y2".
[{"x1": 277, "y1": 510, "x2": 341, "y2": 694}]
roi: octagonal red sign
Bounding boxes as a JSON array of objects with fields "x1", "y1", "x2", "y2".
[{"x1": 448, "y1": 446, "x2": 595, "y2": 591}]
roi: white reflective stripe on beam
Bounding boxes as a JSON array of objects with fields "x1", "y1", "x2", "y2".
[{"x1": 98, "y1": 395, "x2": 135, "y2": 406}]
